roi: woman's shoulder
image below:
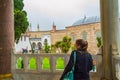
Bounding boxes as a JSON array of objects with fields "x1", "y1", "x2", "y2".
[
  {"x1": 85, "y1": 52, "x2": 93, "y2": 59},
  {"x1": 71, "y1": 50, "x2": 77, "y2": 53}
]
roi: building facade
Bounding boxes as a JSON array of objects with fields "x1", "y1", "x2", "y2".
[{"x1": 16, "y1": 17, "x2": 101, "y2": 54}]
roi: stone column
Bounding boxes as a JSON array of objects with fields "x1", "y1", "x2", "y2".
[
  {"x1": 0, "y1": 0, "x2": 14, "y2": 79},
  {"x1": 100, "y1": 0, "x2": 119, "y2": 80}
]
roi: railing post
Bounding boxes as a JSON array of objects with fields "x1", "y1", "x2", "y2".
[
  {"x1": 50, "y1": 55, "x2": 56, "y2": 73},
  {"x1": 23, "y1": 55, "x2": 29, "y2": 72}
]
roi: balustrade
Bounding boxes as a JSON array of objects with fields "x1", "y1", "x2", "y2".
[
  {"x1": 112, "y1": 56, "x2": 120, "y2": 80},
  {"x1": 12, "y1": 52, "x2": 103, "y2": 80}
]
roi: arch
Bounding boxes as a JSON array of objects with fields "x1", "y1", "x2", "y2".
[
  {"x1": 44, "y1": 38, "x2": 48, "y2": 45},
  {"x1": 37, "y1": 42, "x2": 42, "y2": 50},
  {"x1": 32, "y1": 42, "x2": 36, "y2": 49},
  {"x1": 96, "y1": 31, "x2": 101, "y2": 37},
  {"x1": 81, "y1": 31, "x2": 87, "y2": 40},
  {"x1": 92, "y1": 60, "x2": 97, "y2": 72},
  {"x1": 16, "y1": 57, "x2": 23, "y2": 69},
  {"x1": 70, "y1": 34, "x2": 75, "y2": 42},
  {"x1": 42, "y1": 57, "x2": 50, "y2": 70},
  {"x1": 29, "y1": 57, "x2": 37, "y2": 70},
  {"x1": 56, "y1": 57, "x2": 65, "y2": 70}
]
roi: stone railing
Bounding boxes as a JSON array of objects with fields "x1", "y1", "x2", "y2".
[
  {"x1": 11, "y1": 52, "x2": 103, "y2": 80},
  {"x1": 112, "y1": 55, "x2": 120, "y2": 80}
]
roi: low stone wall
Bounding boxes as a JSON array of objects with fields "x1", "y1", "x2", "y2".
[
  {"x1": 12, "y1": 53, "x2": 103, "y2": 80},
  {"x1": 112, "y1": 56, "x2": 120, "y2": 80}
]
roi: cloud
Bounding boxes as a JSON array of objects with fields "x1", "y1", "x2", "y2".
[
  {"x1": 23, "y1": 0, "x2": 100, "y2": 30},
  {"x1": 24, "y1": 0, "x2": 99, "y2": 17}
]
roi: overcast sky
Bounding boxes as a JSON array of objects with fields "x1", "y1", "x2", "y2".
[{"x1": 23, "y1": 0, "x2": 120, "y2": 31}]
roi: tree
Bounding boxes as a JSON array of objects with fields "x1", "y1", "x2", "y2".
[
  {"x1": 14, "y1": 0, "x2": 29, "y2": 43},
  {"x1": 43, "y1": 39, "x2": 50, "y2": 53},
  {"x1": 55, "y1": 41, "x2": 62, "y2": 48},
  {"x1": 61, "y1": 36, "x2": 71, "y2": 53},
  {"x1": 54, "y1": 36, "x2": 71, "y2": 53},
  {"x1": 96, "y1": 37, "x2": 102, "y2": 48}
]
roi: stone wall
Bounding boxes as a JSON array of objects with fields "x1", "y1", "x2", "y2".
[
  {"x1": 26, "y1": 23, "x2": 101, "y2": 54},
  {"x1": 12, "y1": 53, "x2": 103, "y2": 80}
]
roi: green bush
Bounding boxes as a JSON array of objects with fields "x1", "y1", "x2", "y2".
[
  {"x1": 96, "y1": 37, "x2": 102, "y2": 48},
  {"x1": 54, "y1": 36, "x2": 71, "y2": 53}
]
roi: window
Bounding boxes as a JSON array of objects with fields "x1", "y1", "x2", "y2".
[
  {"x1": 32, "y1": 42, "x2": 36, "y2": 49},
  {"x1": 96, "y1": 31, "x2": 101, "y2": 37},
  {"x1": 37, "y1": 42, "x2": 42, "y2": 50},
  {"x1": 71, "y1": 34, "x2": 75, "y2": 42},
  {"x1": 82, "y1": 32, "x2": 87, "y2": 40},
  {"x1": 35, "y1": 35, "x2": 37, "y2": 38}
]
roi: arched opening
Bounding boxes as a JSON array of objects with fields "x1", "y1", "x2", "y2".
[
  {"x1": 81, "y1": 31, "x2": 87, "y2": 40},
  {"x1": 42, "y1": 57, "x2": 50, "y2": 70},
  {"x1": 70, "y1": 34, "x2": 75, "y2": 42},
  {"x1": 96, "y1": 31, "x2": 101, "y2": 38},
  {"x1": 32, "y1": 42, "x2": 36, "y2": 49},
  {"x1": 44, "y1": 39, "x2": 48, "y2": 45},
  {"x1": 37, "y1": 42, "x2": 42, "y2": 50},
  {"x1": 56, "y1": 57, "x2": 65, "y2": 70},
  {"x1": 29, "y1": 57, "x2": 37, "y2": 70},
  {"x1": 16, "y1": 57, "x2": 24, "y2": 69}
]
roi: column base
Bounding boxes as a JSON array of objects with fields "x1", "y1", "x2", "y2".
[
  {"x1": 101, "y1": 77, "x2": 114, "y2": 80},
  {"x1": 0, "y1": 74, "x2": 13, "y2": 80}
]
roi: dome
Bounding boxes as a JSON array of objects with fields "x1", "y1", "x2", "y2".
[{"x1": 72, "y1": 16, "x2": 100, "y2": 26}]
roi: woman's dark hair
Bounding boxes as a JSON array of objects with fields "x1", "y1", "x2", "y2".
[{"x1": 76, "y1": 39, "x2": 88, "y2": 51}]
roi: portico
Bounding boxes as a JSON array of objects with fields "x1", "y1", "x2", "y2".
[{"x1": 0, "y1": 0, "x2": 120, "y2": 80}]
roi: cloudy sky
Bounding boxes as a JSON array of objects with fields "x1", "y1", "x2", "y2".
[{"x1": 23, "y1": 0, "x2": 120, "y2": 31}]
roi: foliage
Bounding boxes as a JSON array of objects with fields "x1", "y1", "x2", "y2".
[
  {"x1": 96, "y1": 37, "x2": 102, "y2": 48},
  {"x1": 43, "y1": 39, "x2": 51, "y2": 53},
  {"x1": 71, "y1": 45, "x2": 76, "y2": 51},
  {"x1": 55, "y1": 41, "x2": 62, "y2": 48},
  {"x1": 14, "y1": 0, "x2": 29, "y2": 43},
  {"x1": 51, "y1": 45, "x2": 56, "y2": 53},
  {"x1": 54, "y1": 36, "x2": 71, "y2": 53},
  {"x1": 44, "y1": 45, "x2": 50, "y2": 53},
  {"x1": 30, "y1": 42, "x2": 34, "y2": 54},
  {"x1": 61, "y1": 36, "x2": 71, "y2": 53}
]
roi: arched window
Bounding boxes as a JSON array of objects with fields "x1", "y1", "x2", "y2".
[
  {"x1": 44, "y1": 39, "x2": 48, "y2": 45},
  {"x1": 71, "y1": 34, "x2": 75, "y2": 42},
  {"x1": 35, "y1": 35, "x2": 37, "y2": 38},
  {"x1": 37, "y1": 42, "x2": 42, "y2": 50},
  {"x1": 32, "y1": 42, "x2": 36, "y2": 49},
  {"x1": 96, "y1": 31, "x2": 101, "y2": 37},
  {"x1": 82, "y1": 32, "x2": 87, "y2": 40}
]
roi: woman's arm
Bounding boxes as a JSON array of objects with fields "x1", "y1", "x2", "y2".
[{"x1": 60, "y1": 51, "x2": 74, "y2": 80}]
